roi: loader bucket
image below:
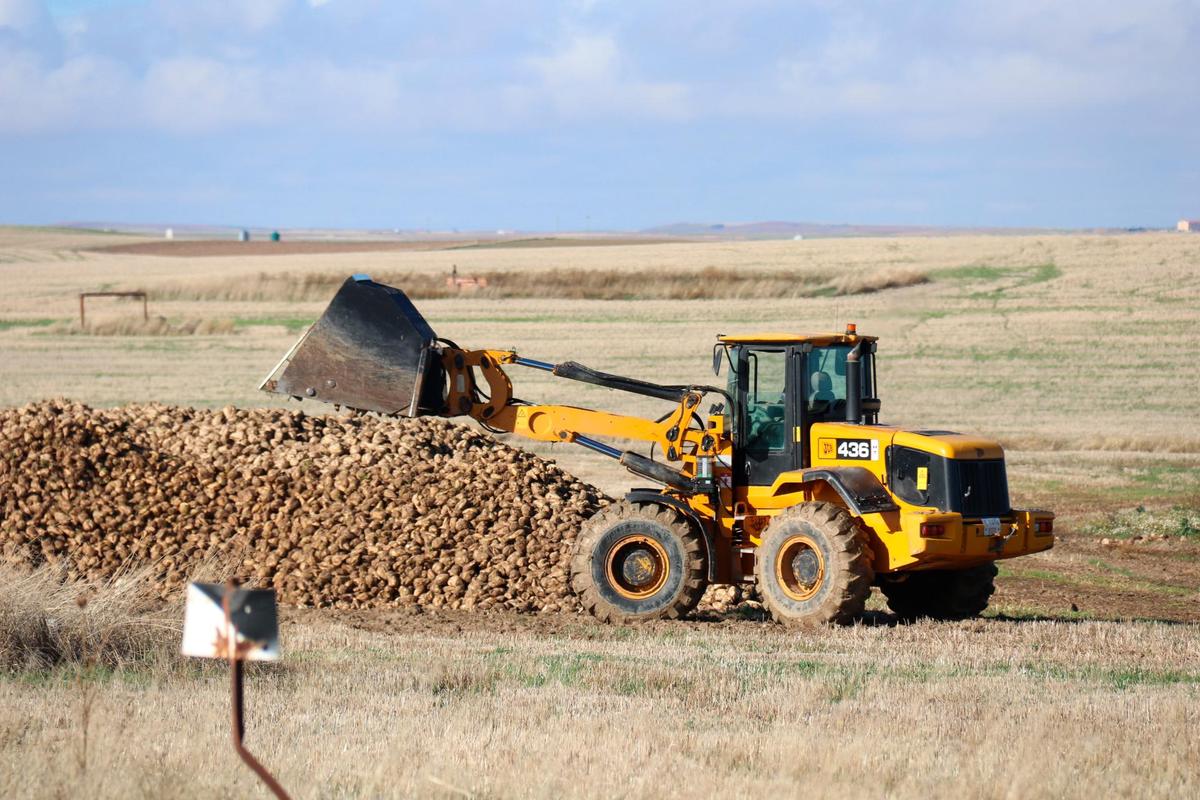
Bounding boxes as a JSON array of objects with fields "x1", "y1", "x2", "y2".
[{"x1": 260, "y1": 275, "x2": 444, "y2": 416}]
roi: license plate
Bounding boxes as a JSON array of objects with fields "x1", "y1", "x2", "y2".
[{"x1": 983, "y1": 517, "x2": 1002, "y2": 537}]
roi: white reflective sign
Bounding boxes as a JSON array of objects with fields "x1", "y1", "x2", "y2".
[{"x1": 182, "y1": 582, "x2": 280, "y2": 661}]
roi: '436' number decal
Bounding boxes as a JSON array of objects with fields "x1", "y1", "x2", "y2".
[{"x1": 820, "y1": 438, "x2": 879, "y2": 461}]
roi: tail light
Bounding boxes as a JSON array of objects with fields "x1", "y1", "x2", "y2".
[
  {"x1": 1035, "y1": 519, "x2": 1053, "y2": 534},
  {"x1": 920, "y1": 522, "x2": 945, "y2": 538}
]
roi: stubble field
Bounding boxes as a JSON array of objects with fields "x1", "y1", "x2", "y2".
[{"x1": 1, "y1": 226, "x2": 1198, "y2": 798}]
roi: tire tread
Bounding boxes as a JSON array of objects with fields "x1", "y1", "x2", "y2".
[
  {"x1": 755, "y1": 501, "x2": 874, "y2": 628},
  {"x1": 570, "y1": 500, "x2": 707, "y2": 624}
]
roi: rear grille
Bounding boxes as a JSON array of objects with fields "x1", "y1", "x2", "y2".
[
  {"x1": 887, "y1": 446, "x2": 1012, "y2": 517},
  {"x1": 951, "y1": 459, "x2": 1011, "y2": 518}
]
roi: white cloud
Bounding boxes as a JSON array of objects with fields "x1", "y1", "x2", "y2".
[
  {"x1": 0, "y1": 48, "x2": 134, "y2": 132},
  {"x1": 154, "y1": 0, "x2": 295, "y2": 34},
  {"x1": 770, "y1": 1, "x2": 1197, "y2": 135},
  {"x1": 521, "y1": 33, "x2": 689, "y2": 121},
  {"x1": 141, "y1": 57, "x2": 273, "y2": 132},
  {"x1": 0, "y1": 0, "x2": 49, "y2": 34},
  {"x1": 529, "y1": 33, "x2": 618, "y2": 87},
  {"x1": 0, "y1": 0, "x2": 1195, "y2": 138}
]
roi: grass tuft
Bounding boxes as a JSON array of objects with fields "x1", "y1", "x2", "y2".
[
  {"x1": 1081, "y1": 505, "x2": 1200, "y2": 540},
  {"x1": 933, "y1": 262, "x2": 1061, "y2": 289},
  {"x1": 44, "y1": 317, "x2": 236, "y2": 336},
  {"x1": 154, "y1": 266, "x2": 929, "y2": 303},
  {"x1": 0, "y1": 565, "x2": 182, "y2": 673},
  {"x1": 0, "y1": 318, "x2": 59, "y2": 332}
]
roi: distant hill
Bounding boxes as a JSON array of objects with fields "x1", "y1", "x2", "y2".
[
  {"x1": 640, "y1": 220, "x2": 1065, "y2": 239},
  {"x1": 54, "y1": 220, "x2": 1153, "y2": 242}
]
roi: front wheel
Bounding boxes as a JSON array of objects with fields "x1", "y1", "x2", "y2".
[
  {"x1": 570, "y1": 501, "x2": 707, "y2": 623},
  {"x1": 755, "y1": 502, "x2": 874, "y2": 627}
]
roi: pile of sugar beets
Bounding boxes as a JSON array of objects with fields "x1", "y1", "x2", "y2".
[{"x1": 0, "y1": 400, "x2": 615, "y2": 612}]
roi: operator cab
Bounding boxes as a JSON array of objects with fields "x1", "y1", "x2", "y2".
[{"x1": 714, "y1": 329, "x2": 879, "y2": 487}]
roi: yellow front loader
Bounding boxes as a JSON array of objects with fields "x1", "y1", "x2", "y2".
[{"x1": 262, "y1": 276, "x2": 1053, "y2": 626}]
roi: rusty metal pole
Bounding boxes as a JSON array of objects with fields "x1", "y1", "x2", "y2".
[
  {"x1": 79, "y1": 294, "x2": 85, "y2": 327},
  {"x1": 223, "y1": 583, "x2": 293, "y2": 800},
  {"x1": 232, "y1": 659, "x2": 245, "y2": 742}
]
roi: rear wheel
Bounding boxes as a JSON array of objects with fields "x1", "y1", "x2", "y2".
[
  {"x1": 755, "y1": 502, "x2": 874, "y2": 627},
  {"x1": 570, "y1": 501, "x2": 707, "y2": 623},
  {"x1": 880, "y1": 563, "x2": 997, "y2": 622}
]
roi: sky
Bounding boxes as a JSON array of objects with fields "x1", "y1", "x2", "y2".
[{"x1": 0, "y1": 0, "x2": 1197, "y2": 231}]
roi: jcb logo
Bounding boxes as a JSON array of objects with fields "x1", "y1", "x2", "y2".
[{"x1": 818, "y1": 439, "x2": 836, "y2": 459}]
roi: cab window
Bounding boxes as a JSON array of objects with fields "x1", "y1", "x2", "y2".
[{"x1": 745, "y1": 349, "x2": 787, "y2": 452}]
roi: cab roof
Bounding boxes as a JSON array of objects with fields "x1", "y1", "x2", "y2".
[{"x1": 717, "y1": 332, "x2": 877, "y2": 346}]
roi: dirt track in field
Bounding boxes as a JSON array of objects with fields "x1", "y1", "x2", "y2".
[
  {"x1": 86, "y1": 236, "x2": 684, "y2": 258},
  {"x1": 994, "y1": 534, "x2": 1200, "y2": 623},
  {"x1": 87, "y1": 240, "x2": 466, "y2": 257}
]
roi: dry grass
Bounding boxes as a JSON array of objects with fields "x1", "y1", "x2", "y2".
[
  {"x1": 829, "y1": 265, "x2": 929, "y2": 295},
  {"x1": 1, "y1": 611, "x2": 1198, "y2": 798},
  {"x1": 0, "y1": 565, "x2": 180, "y2": 672},
  {"x1": 1002, "y1": 433, "x2": 1200, "y2": 455},
  {"x1": 46, "y1": 317, "x2": 236, "y2": 336},
  {"x1": 154, "y1": 265, "x2": 929, "y2": 303}
]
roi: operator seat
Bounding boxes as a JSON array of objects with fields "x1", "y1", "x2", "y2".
[
  {"x1": 810, "y1": 371, "x2": 835, "y2": 409},
  {"x1": 745, "y1": 395, "x2": 785, "y2": 450}
]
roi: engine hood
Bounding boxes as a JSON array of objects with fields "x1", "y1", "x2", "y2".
[{"x1": 892, "y1": 429, "x2": 1005, "y2": 460}]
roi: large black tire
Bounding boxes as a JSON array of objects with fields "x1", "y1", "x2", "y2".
[
  {"x1": 879, "y1": 563, "x2": 997, "y2": 622},
  {"x1": 570, "y1": 501, "x2": 707, "y2": 623},
  {"x1": 755, "y1": 502, "x2": 874, "y2": 627}
]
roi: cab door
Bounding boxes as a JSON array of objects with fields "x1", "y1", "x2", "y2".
[{"x1": 735, "y1": 346, "x2": 803, "y2": 487}]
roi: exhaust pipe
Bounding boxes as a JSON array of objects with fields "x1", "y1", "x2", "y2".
[{"x1": 845, "y1": 341, "x2": 862, "y2": 424}]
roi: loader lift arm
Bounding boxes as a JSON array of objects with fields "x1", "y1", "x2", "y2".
[
  {"x1": 255, "y1": 275, "x2": 728, "y2": 495},
  {"x1": 441, "y1": 347, "x2": 727, "y2": 493}
]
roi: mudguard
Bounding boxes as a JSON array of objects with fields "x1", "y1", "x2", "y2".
[{"x1": 776, "y1": 467, "x2": 898, "y2": 516}]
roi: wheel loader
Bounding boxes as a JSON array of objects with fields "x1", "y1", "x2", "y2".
[{"x1": 261, "y1": 275, "x2": 1054, "y2": 626}]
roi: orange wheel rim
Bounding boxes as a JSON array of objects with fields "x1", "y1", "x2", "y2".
[
  {"x1": 776, "y1": 534, "x2": 825, "y2": 602},
  {"x1": 605, "y1": 534, "x2": 670, "y2": 600}
]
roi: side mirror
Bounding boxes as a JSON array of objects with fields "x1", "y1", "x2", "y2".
[{"x1": 712, "y1": 344, "x2": 723, "y2": 375}]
